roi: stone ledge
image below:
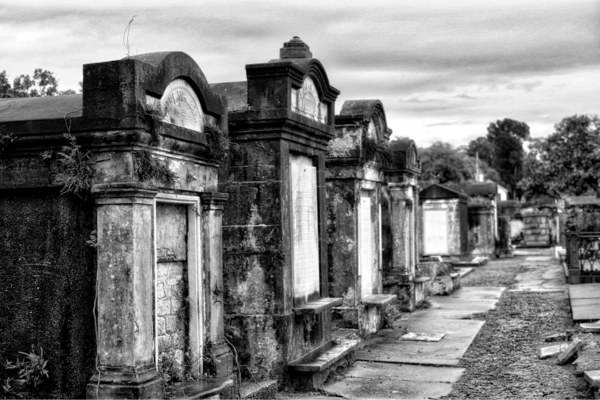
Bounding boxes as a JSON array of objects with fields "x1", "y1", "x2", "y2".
[
  {"x1": 362, "y1": 294, "x2": 397, "y2": 307},
  {"x1": 240, "y1": 379, "x2": 278, "y2": 399},
  {"x1": 293, "y1": 297, "x2": 343, "y2": 315},
  {"x1": 584, "y1": 370, "x2": 600, "y2": 387},
  {"x1": 287, "y1": 339, "x2": 359, "y2": 372},
  {"x1": 414, "y1": 277, "x2": 431, "y2": 283},
  {"x1": 171, "y1": 377, "x2": 234, "y2": 400}
]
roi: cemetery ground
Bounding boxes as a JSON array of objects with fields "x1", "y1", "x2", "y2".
[{"x1": 276, "y1": 248, "x2": 593, "y2": 399}]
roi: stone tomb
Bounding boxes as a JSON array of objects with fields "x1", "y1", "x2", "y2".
[
  {"x1": 326, "y1": 100, "x2": 396, "y2": 336},
  {"x1": 0, "y1": 52, "x2": 233, "y2": 399},
  {"x1": 212, "y1": 37, "x2": 357, "y2": 390},
  {"x1": 381, "y1": 139, "x2": 422, "y2": 312},
  {"x1": 448, "y1": 182, "x2": 499, "y2": 257},
  {"x1": 419, "y1": 184, "x2": 469, "y2": 257}
]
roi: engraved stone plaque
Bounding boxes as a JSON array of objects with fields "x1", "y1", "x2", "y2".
[
  {"x1": 146, "y1": 79, "x2": 204, "y2": 132},
  {"x1": 291, "y1": 77, "x2": 327, "y2": 124},
  {"x1": 360, "y1": 192, "x2": 373, "y2": 297},
  {"x1": 424, "y1": 209, "x2": 448, "y2": 255},
  {"x1": 291, "y1": 154, "x2": 320, "y2": 304}
]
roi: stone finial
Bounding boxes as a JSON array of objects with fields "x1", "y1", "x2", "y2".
[{"x1": 280, "y1": 36, "x2": 313, "y2": 59}]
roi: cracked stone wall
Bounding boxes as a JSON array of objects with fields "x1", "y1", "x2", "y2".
[{"x1": 156, "y1": 203, "x2": 189, "y2": 378}]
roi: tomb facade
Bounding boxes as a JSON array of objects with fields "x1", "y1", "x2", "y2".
[
  {"x1": 419, "y1": 183, "x2": 469, "y2": 257},
  {"x1": 381, "y1": 138, "x2": 422, "y2": 311},
  {"x1": 325, "y1": 100, "x2": 396, "y2": 336},
  {"x1": 212, "y1": 37, "x2": 357, "y2": 390},
  {"x1": 0, "y1": 52, "x2": 233, "y2": 399}
]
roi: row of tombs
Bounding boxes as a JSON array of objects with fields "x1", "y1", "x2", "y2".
[{"x1": 0, "y1": 38, "x2": 487, "y2": 399}]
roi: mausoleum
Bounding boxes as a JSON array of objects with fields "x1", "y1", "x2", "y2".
[
  {"x1": 419, "y1": 183, "x2": 468, "y2": 257},
  {"x1": 0, "y1": 52, "x2": 233, "y2": 399},
  {"x1": 381, "y1": 138, "x2": 422, "y2": 311},
  {"x1": 325, "y1": 99, "x2": 397, "y2": 336},
  {"x1": 212, "y1": 37, "x2": 357, "y2": 390}
]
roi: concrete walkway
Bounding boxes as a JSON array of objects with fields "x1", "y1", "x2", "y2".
[
  {"x1": 510, "y1": 253, "x2": 565, "y2": 292},
  {"x1": 322, "y1": 286, "x2": 504, "y2": 399},
  {"x1": 569, "y1": 283, "x2": 600, "y2": 321}
]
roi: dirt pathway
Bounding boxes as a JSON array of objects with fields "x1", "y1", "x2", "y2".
[{"x1": 445, "y1": 249, "x2": 592, "y2": 399}]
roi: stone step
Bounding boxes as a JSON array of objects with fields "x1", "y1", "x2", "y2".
[
  {"x1": 286, "y1": 339, "x2": 359, "y2": 391},
  {"x1": 362, "y1": 294, "x2": 397, "y2": 307},
  {"x1": 293, "y1": 297, "x2": 343, "y2": 315},
  {"x1": 240, "y1": 379, "x2": 278, "y2": 399},
  {"x1": 288, "y1": 340, "x2": 358, "y2": 372},
  {"x1": 170, "y1": 377, "x2": 234, "y2": 400}
]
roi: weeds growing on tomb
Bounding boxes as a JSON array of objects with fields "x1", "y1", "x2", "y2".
[
  {"x1": 1, "y1": 345, "x2": 50, "y2": 397},
  {"x1": 203, "y1": 118, "x2": 229, "y2": 164},
  {"x1": 362, "y1": 137, "x2": 394, "y2": 167},
  {"x1": 137, "y1": 101, "x2": 164, "y2": 146},
  {"x1": 0, "y1": 126, "x2": 18, "y2": 152},
  {"x1": 123, "y1": 16, "x2": 137, "y2": 58},
  {"x1": 51, "y1": 132, "x2": 96, "y2": 199},
  {"x1": 132, "y1": 150, "x2": 179, "y2": 186}
]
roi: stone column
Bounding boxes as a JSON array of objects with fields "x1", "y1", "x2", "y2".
[
  {"x1": 199, "y1": 192, "x2": 233, "y2": 378},
  {"x1": 87, "y1": 185, "x2": 163, "y2": 400},
  {"x1": 388, "y1": 184, "x2": 415, "y2": 310}
]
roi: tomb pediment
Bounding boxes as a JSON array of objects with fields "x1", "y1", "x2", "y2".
[
  {"x1": 328, "y1": 100, "x2": 392, "y2": 165},
  {"x1": 83, "y1": 51, "x2": 227, "y2": 136}
]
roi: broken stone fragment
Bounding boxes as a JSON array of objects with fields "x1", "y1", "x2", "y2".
[
  {"x1": 581, "y1": 322, "x2": 600, "y2": 334},
  {"x1": 557, "y1": 337, "x2": 583, "y2": 365},
  {"x1": 540, "y1": 343, "x2": 569, "y2": 359},
  {"x1": 544, "y1": 333, "x2": 568, "y2": 342}
]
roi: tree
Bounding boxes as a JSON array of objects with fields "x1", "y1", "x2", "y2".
[
  {"x1": 0, "y1": 69, "x2": 75, "y2": 98},
  {"x1": 419, "y1": 141, "x2": 472, "y2": 185},
  {"x1": 520, "y1": 114, "x2": 600, "y2": 198},
  {"x1": 12, "y1": 69, "x2": 59, "y2": 97},
  {"x1": 0, "y1": 71, "x2": 11, "y2": 98},
  {"x1": 466, "y1": 136, "x2": 495, "y2": 167},
  {"x1": 485, "y1": 118, "x2": 530, "y2": 198}
]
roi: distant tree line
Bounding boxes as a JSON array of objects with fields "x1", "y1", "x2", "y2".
[
  {"x1": 418, "y1": 115, "x2": 600, "y2": 201},
  {"x1": 0, "y1": 69, "x2": 79, "y2": 98}
]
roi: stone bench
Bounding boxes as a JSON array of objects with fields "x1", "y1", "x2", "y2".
[{"x1": 287, "y1": 339, "x2": 359, "y2": 391}]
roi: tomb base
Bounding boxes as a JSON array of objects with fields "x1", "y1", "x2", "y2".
[
  {"x1": 332, "y1": 295, "x2": 396, "y2": 338},
  {"x1": 212, "y1": 340, "x2": 234, "y2": 378},
  {"x1": 86, "y1": 377, "x2": 164, "y2": 400}
]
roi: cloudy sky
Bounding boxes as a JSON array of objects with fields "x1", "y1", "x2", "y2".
[{"x1": 1, "y1": 0, "x2": 598, "y2": 147}]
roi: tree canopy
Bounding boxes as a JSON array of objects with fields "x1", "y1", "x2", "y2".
[
  {"x1": 0, "y1": 69, "x2": 76, "y2": 98},
  {"x1": 519, "y1": 114, "x2": 600, "y2": 198},
  {"x1": 419, "y1": 142, "x2": 471, "y2": 185}
]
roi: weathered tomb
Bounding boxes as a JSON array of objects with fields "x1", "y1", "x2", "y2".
[
  {"x1": 211, "y1": 37, "x2": 357, "y2": 390},
  {"x1": 0, "y1": 52, "x2": 233, "y2": 399},
  {"x1": 381, "y1": 138, "x2": 422, "y2": 311},
  {"x1": 520, "y1": 205, "x2": 555, "y2": 247},
  {"x1": 418, "y1": 183, "x2": 468, "y2": 257},
  {"x1": 325, "y1": 100, "x2": 397, "y2": 336},
  {"x1": 449, "y1": 182, "x2": 499, "y2": 257}
]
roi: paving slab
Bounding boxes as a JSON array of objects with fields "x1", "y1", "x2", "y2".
[
  {"x1": 569, "y1": 284, "x2": 600, "y2": 299},
  {"x1": 571, "y1": 298, "x2": 600, "y2": 321},
  {"x1": 357, "y1": 319, "x2": 484, "y2": 366},
  {"x1": 510, "y1": 261, "x2": 565, "y2": 292},
  {"x1": 323, "y1": 361, "x2": 464, "y2": 399},
  {"x1": 525, "y1": 256, "x2": 553, "y2": 262}
]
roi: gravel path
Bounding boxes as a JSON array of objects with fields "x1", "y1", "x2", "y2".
[{"x1": 445, "y1": 254, "x2": 592, "y2": 399}]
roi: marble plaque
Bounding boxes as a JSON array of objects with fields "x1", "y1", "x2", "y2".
[
  {"x1": 146, "y1": 79, "x2": 204, "y2": 132},
  {"x1": 360, "y1": 192, "x2": 373, "y2": 297},
  {"x1": 291, "y1": 155, "x2": 320, "y2": 304},
  {"x1": 424, "y1": 209, "x2": 448, "y2": 255},
  {"x1": 291, "y1": 77, "x2": 327, "y2": 124}
]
